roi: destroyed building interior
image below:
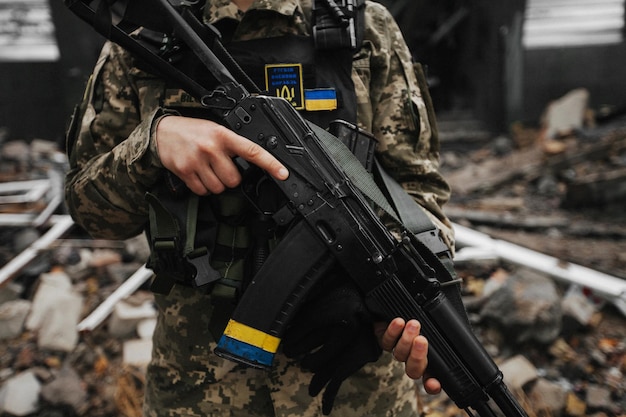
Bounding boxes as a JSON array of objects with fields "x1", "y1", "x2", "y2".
[{"x1": 1, "y1": 0, "x2": 625, "y2": 416}]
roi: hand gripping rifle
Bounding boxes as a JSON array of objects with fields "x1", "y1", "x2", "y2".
[{"x1": 65, "y1": 1, "x2": 529, "y2": 416}]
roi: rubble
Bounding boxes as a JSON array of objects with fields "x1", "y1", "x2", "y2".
[
  {"x1": 527, "y1": 378, "x2": 568, "y2": 416},
  {"x1": 0, "y1": 370, "x2": 41, "y2": 416},
  {"x1": 1, "y1": 109, "x2": 626, "y2": 417},
  {"x1": 479, "y1": 268, "x2": 562, "y2": 345},
  {"x1": 499, "y1": 354, "x2": 539, "y2": 391},
  {"x1": 541, "y1": 88, "x2": 591, "y2": 140},
  {"x1": 0, "y1": 300, "x2": 30, "y2": 340}
]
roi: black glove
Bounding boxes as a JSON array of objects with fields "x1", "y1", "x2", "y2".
[{"x1": 282, "y1": 279, "x2": 382, "y2": 415}]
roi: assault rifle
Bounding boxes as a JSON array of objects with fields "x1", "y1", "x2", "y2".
[{"x1": 65, "y1": 1, "x2": 529, "y2": 416}]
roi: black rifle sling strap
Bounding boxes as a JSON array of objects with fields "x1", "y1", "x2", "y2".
[
  {"x1": 308, "y1": 123, "x2": 399, "y2": 219},
  {"x1": 309, "y1": 123, "x2": 467, "y2": 319},
  {"x1": 373, "y1": 158, "x2": 467, "y2": 320}
]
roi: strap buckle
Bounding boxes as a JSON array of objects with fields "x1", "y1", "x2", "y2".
[{"x1": 186, "y1": 248, "x2": 222, "y2": 291}]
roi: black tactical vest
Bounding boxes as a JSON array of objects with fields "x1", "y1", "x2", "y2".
[
  {"x1": 148, "y1": 11, "x2": 366, "y2": 298},
  {"x1": 221, "y1": 33, "x2": 357, "y2": 127}
]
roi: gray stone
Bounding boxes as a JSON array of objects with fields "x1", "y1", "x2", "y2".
[
  {"x1": 585, "y1": 384, "x2": 612, "y2": 410},
  {"x1": 499, "y1": 354, "x2": 539, "y2": 390},
  {"x1": 40, "y1": 367, "x2": 88, "y2": 413},
  {"x1": 26, "y1": 271, "x2": 83, "y2": 351},
  {"x1": 480, "y1": 268, "x2": 562, "y2": 344},
  {"x1": 528, "y1": 378, "x2": 568, "y2": 416},
  {"x1": 0, "y1": 370, "x2": 41, "y2": 416},
  {"x1": 0, "y1": 300, "x2": 31, "y2": 340}
]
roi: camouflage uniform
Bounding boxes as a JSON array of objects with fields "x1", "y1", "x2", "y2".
[{"x1": 64, "y1": 1, "x2": 453, "y2": 416}]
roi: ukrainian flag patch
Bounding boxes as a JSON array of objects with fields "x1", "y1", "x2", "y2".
[
  {"x1": 304, "y1": 88, "x2": 338, "y2": 111},
  {"x1": 265, "y1": 63, "x2": 305, "y2": 109},
  {"x1": 215, "y1": 319, "x2": 281, "y2": 368}
]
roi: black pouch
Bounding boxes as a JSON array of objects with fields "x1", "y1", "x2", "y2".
[{"x1": 328, "y1": 119, "x2": 378, "y2": 173}]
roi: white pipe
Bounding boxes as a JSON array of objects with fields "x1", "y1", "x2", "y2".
[
  {"x1": 452, "y1": 222, "x2": 626, "y2": 315},
  {"x1": 0, "y1": 215, "x2": 75, "y2": 287},
  {"x1": 77, "y1": 264, "x2": 154, "y2": 332}
]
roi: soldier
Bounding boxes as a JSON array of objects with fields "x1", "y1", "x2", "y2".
[{"x1": 65, "y1": 0, "x2": 451, "y2": 416}]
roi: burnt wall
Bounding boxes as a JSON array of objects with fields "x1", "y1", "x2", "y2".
[
  {"x1": 522, "y1": 43, "x2": 626, "y2": 124},
  {"x1": 0, "y1": 0, "x2": 103, "y2": 147}
]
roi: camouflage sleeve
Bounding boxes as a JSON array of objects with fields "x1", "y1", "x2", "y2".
[
  {"x1": 64, "y1": 42, "x2": 168, "y2": 240},
  {"x1": 356, "y1": 1, "x2": 454, "y2": 249}
]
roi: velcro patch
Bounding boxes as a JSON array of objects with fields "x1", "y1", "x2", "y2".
[
  {"x1": 265, "y1": 63, "x2": 304, "y2": 109},
  {"x1": 304, "y1": 88, "x2": 338, "y2": 111}
]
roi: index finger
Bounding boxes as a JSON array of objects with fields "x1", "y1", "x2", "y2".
[
  {"x1": 379, "y1": 318, "x2": 406, "y2": 352},
  {"x1": 228, "y1": 134, "x2": 289, "y2": 181}
]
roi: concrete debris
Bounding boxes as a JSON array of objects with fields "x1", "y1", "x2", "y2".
[
  {"x1": 0, "y1": 299, "x2": 31, "y2": 340},
  {"x1": 480, "y1": 268, "x2": 562, "y2": 344},
  {"x1": 562, "y1": 284, "x2": 603, "y2": 327},
  {"x1": 548, "y1": 338, "x2": 578, "y2": 363},
  {"x1": 109, "y1": 299, "x2": 157, "y2": 338},
  {"x1": 454, "y1": 222, "x2": 626, "y2": 315},
  {"x1": 541, "y1": 88, "x2": 591, "y2": 139},
  {"x1": 445, "y1": 109, "x2": 626, "y2": 212},
  {"x1": 499, "y1": 354, "x2": 539, "y2": 391},
  {"x1": 527, "y1": 377, "x2": 568, "y2": 416},
  {"x1": 25, "y1": 270, "x2": 83, "y2": 352},
  {"x1": 585, "y1": 384, "x2": 613, "y2": 411},
  {"x1": 122, "y1": 339, "x2": 153, "y2": 369},
  {"x1": 0, "y1": 370, "x2": 41, "y2": 416},
  {"x1": 565, "y1": 391, "x2": 587, "y2": 416},
  {"x1": 39, "y1": 366, "x2": 88, "y2": 413}
]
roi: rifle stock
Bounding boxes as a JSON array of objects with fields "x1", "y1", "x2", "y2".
[{"x1": 64, "y1": 1, "x2": 530, "y2": 416}]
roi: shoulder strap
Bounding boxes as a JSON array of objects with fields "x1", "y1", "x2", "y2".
[{"x1": 312, "y1": 0, "x2": 366, "y2": 50}]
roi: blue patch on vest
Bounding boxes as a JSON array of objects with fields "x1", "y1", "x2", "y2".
[{"x1": 265, "y1": 63, "x2": 304, "y2": 109}]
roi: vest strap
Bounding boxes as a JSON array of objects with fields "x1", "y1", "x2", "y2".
[
  {"x1": 313, "y1": 0, "x2": 366, "y2": 50},
  {"x1": 146, "y1": 192, "x2": 221, "y2": 294}
]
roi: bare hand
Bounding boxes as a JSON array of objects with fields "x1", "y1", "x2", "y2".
[
  {"x1": 375, "y1": 318, "x2": 442, "y2": 394},
  {"x1": 156, "y1": 115, "x2": 288, "y2": 195}
]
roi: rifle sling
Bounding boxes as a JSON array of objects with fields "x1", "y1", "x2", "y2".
[
  {"x1": 308, "y1": 122, "x2": 399, "y2": 221},
  {"x1": 371, "y1": 160, "x2": 466, "y2": 320},
  {"x1": 312, "y1": 122, "x2": 466, "y2": 318}
]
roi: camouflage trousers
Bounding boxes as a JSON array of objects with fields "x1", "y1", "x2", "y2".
[{"x1": 143, "y1": 285, "x2": 419, "y2": 417}]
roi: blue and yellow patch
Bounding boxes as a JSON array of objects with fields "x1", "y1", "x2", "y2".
[
  {"x1": 265, "y1": 63, "x2": 305, "y2": 109},
  {"x1": 216, "y1": 319, "x2": 281, "y2": 368},
  {"x1": 304, "y1": 88, "x2": 338, "y2": 111},
  {"x1": 265, "y1": 64, "x2": 338, "y2": 112}
]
